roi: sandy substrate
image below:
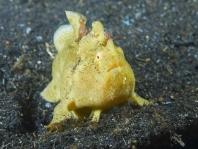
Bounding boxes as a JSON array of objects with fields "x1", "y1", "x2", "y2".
[{"x1": 0, "y1": 0, "x2": 198, "y2": 148}]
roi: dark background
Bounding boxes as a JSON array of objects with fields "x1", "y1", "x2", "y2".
[{"x1": 0, "y1": 0, "x2": 198, "y2": 148}]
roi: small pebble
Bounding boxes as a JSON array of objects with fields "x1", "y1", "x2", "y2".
[{"x1": 45, "y1": 103, "x2": 51, "y2": 108}]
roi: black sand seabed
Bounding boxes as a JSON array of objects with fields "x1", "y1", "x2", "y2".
[{"x1": 0, "y1": 0, "x2": 198, "y2": 148}]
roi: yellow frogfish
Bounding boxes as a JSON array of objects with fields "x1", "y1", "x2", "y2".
[{"x1": 41, "y1": 11, "x2": 150, "y2": 132}]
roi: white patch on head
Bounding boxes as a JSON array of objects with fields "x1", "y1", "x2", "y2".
[{"x1": 53, "y1": 25, "x2": 73, "y2": 52}]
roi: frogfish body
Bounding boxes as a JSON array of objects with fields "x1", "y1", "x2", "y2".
[{"x1": 41, "y1": 11, "x2": 150, "y2": 132}]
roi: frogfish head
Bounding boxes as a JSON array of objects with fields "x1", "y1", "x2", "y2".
[{"x1": 70, "y1": 21, "x2": 136, "y2": 109}]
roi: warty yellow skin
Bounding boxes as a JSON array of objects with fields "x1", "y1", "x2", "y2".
[{"x1": 40, "y1": 11, "x2": 150, "y2": 132}]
